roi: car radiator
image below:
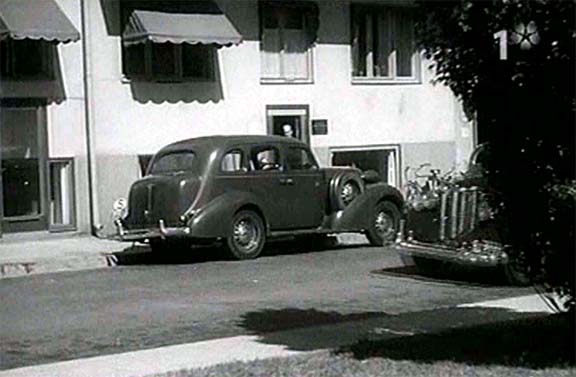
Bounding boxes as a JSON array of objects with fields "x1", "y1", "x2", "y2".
[{"x1": 439, "y1": 187, "x2": 479, "y2": 240}]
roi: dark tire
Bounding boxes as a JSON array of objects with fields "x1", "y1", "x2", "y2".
[
  {"x1": 330, "y1": 173, "x2": 364, "y2": 211},
  {"x1": 504, "y1": 250, "x2": 531, "y2": 286},
  {"x1": 366, "y1": 201, "x2": 400, "y2": 246},
  {"x1": 226, "y1": 210, "x2": 266, "y2": 260}
]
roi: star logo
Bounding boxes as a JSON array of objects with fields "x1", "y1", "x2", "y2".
[{"x1": 511, "y1": 21, "x2": 540, "y2": 50}]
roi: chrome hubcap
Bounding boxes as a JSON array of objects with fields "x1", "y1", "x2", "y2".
[
  {"x1": 233, "y1": 218, "x2": 259, "y2": 252},
  {"x1": 341, "y1": 182, "x2": 358, "y2": 206},
  {"x1": 375, "y1": 211, "x2": 394, "y2": 240}
]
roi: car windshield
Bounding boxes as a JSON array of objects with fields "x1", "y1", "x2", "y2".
[{"x1": 149, "y1": 151, "x2": 197, "y2": 175}]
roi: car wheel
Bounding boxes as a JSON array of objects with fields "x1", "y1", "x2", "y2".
[
  {"x1": 504, "y1": 250, "x2": 531, "y2": 286},
  {"x1": 227, "y1": 210, "x2": 266, "y2": 260},
  {"x1": 366, "y1": 201, "x2": 400, "y2": 246},
  {"x1": 330, "y1": 173, "x2": 364, "y2": 211}
]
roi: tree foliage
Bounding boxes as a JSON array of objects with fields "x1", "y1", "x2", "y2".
[{"x1": 414, "y1": 0, "x2": 575, "y2": 308}]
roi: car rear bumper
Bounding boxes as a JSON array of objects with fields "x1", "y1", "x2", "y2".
[
  {"x1": 113, "y1": 219, "x2": 191, "y2": 242},
  {"x1": 393, "y1": 220, "x2": 509, "y2": 267}
]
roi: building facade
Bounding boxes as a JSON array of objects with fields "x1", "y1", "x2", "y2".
[{"x1": 0, "y1": 0, "x2": 474, "y2": 238}]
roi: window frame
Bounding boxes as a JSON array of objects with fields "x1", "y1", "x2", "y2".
[
  {"x1": 248, "y1": 145, "x2": 284, "y2": 173},
  {"x1": 122, "y1": 41, "x2": 216, "y2": 83},
  {"x1": 350, "y1": 4, "x2": 421, "y2": 85},
  {"x1": 149, "y1": 151, "x2": 197, "y2": 175},
  {"x1": 259, "y1": 2, "x2": 315, "y2": 84},
  {"x1": 220, "y1": 149, "x2": 248, "y2": 174},
  {"x1": 48, "y1": 157, "x2": 77, "y2": 232}
]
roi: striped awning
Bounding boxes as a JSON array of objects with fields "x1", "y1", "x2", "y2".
[
  {"x1": 123, "y1": 10, "x2": 242, "y2": 47},
  {"x1": 0, "y1": 0, "x2": 80, "y2": 43}
]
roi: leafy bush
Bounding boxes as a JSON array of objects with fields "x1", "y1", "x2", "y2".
[{"x1": 414, "y1": 0, "x2": 575, "y2": 308}]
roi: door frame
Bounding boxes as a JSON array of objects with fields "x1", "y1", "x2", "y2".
[
  {"x1": 266, "y1": 104, "x2": 310, "y2": 145},
  {"x1": 0, "y1": 100, "x2": 49, "y2": 233}
]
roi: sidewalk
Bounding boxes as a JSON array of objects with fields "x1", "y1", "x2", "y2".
[
  {"x1": 0, "y1": 233, "x2": 366, "y2": 279},
  {"x1": 0, "y1": 294, "x2": 559, "y2": 377},
  {"x1": 0, "y1": 234, "x2": 127, "y2": 279}
]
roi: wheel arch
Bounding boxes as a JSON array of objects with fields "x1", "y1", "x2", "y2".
[{"x1": 235, "y1": 203, "x2": 268, "y2": 234}]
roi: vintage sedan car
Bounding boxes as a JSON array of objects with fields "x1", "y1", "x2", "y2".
[
  {"x1": 394, "y1": 144, "x2": 529, "y2": 285},
  {"x1": 113, "y1": 135, "x2": 404, "y2": 259}
]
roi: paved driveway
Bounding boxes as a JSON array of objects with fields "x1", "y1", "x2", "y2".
[{"x1": 0, "y1": 243, "x2": 530, "y2": 370}]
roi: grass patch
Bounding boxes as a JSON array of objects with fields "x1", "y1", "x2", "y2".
[{"x1": 150, "y1": 313, "x2": 574, "y2": 377}]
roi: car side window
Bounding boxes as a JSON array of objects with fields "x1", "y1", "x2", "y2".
[
  {"x1": 221, "y1": 150, "x2": 246, "y2": 173},
  {"x1": 286, "y1": 147, "x2": 318, "y2": 170},
  {"x1": 250, "y1": 146, "x2": 282, "y2": 171}
]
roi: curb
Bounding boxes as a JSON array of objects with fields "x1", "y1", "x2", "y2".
[{"x1": 0, "y1": 253, "x2": 118, "y2": 279}]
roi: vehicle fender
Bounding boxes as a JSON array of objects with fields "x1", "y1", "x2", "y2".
[
  {"x1": 188, "y1": 191, "x2": 266, "y2": 238},
  {"x1": 326, "y1": 183, "x2": 404, "y2": 231}
]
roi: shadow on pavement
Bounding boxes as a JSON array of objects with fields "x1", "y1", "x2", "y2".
[
  {"x1": 112, "y1": 236, "x2": 363, "y2": 266},
  {"x1": 372, "y1": 264, "x2": 511, "y2": 287},
  {"x1": 237, "y1": 306, "x2": 574, "y2": 368}
]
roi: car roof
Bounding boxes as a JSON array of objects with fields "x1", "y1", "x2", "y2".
[{"x1": 159, "y1": 135, "x2": 307, "y2": 154}]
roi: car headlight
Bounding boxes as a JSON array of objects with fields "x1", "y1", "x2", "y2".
[{"x1": 112, "y1": 198, "x2": 128, "y2": 220}]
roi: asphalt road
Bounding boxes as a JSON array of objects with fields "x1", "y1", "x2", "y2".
[{"x1": 0, "y1": 241, "x2": 530, "y2": 370}]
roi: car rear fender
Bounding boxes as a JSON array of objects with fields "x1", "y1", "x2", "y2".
[
  {"x1": 188, "y1": 191, "x2": 266, "y2": 238},
  {"x1": 325, "y1": 183, "x2": 404, "y2": 231}
]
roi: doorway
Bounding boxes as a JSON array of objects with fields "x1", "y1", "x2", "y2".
[
  {"x1": 0, "y1": 103, "x2": 48, "y2": 233},
  {"x1": 331, "y1": 146, "x2": 401, "y2": 187}
]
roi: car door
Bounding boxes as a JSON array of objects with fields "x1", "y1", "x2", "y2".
[
  {"x1": 246, "y1": 144, "x2": 293, "y2": 230},
  {"x1": 282, "y1": 145, "x2": 325, "y2": 229}
]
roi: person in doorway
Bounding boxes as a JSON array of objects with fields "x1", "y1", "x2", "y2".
[{"x1": 282, "y1": 124, "x2": 295, "y2": 138}]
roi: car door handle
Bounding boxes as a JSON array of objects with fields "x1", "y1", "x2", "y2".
[{"x1": 279, "y1": 177, "x2": 294, "y2": 185}]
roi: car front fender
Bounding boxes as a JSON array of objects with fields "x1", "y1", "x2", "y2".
[
  {"x1": 188, "y1": 191, "x2": 266, "y2": 239},
  {"x1": 325, "y1": 183, "x2": 404, "y2": 231}
]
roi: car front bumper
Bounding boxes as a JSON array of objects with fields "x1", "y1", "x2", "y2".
[{"x1": 393, "y1": 221, "x2": 509, "y2": 267}]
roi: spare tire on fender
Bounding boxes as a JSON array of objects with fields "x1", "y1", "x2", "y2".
[{"x1": 329, "y1": 171, "x2": 365, "y2": 211}]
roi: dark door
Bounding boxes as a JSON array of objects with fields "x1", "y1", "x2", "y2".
[{"x1": 0, "y1": 104, "x2": 48, "y2": 232}]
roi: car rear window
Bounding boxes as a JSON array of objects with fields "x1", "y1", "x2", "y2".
[{"x1": 150, "y1": 152, "x2": 196, "y2": 175}]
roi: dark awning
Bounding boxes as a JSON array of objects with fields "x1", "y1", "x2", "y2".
[
  {"x1": 123, "y1": 10, "x2": 242, "y2": 47},
  {"x1": 0, "y1": 0, "x2": 80, "y2": 43}
]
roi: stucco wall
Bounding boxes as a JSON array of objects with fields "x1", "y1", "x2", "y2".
[{"x1": 87, "y1": 0, "x2": 473, "y2": 231}]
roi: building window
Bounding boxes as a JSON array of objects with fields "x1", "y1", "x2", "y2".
[
  {"x1": 120, "y1": 0, "x2": 218, "y2": 82},
  {"x1": 0, "y1": 39, "x2": 54, "y2": 80},
  {"x1": 266, "y1": 105, "x2": 310, "y2": 144},
  {"x1": 260, "y1": 1, "x2": 318, "y2": 83},
  {"x1": 351, "y1": 5, "x2": 419, "y2": 83},
  {"x1": 49, "y1": 158, "x2": 76, "y2": 231},
  {"x1": 122, "y1": 42, "x2": 215, "y2": 82},
  {"x1": 332, "y1": 147, "x2": 400, "y2": 187}
]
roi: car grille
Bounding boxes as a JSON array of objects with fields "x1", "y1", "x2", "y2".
[{"x1": 439, "y1": 187, "x2": 479, "y2": 240}]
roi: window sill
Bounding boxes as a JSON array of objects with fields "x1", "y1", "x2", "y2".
[
  {"x1": 260, "y1": 78, "x2": 314, "y2": 85},
  {"x1": 121, "y1": 76, "x2": 215, "y2": 84},
  {"x1": 351, "y1": 77, "x2": 422, "y2": 85}
]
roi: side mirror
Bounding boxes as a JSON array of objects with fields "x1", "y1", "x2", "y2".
[{"x1": 361, "y1": 170, "x2": 381, "y2": 184}]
